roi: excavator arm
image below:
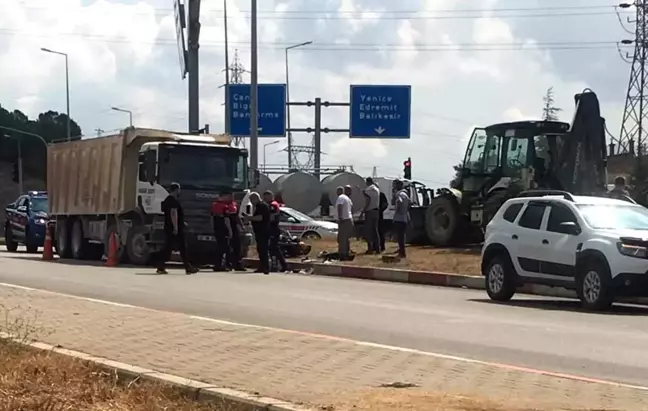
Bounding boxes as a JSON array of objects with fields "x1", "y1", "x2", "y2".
[{"x1": 552, "y1": 89, "x2": 608, "y2": 195}]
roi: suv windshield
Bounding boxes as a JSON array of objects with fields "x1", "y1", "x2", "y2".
[
  {"x1": 577, "y1": 204, "x2": 648, "y2": 230},
  {"x1": 30, "y1": 197, "x2": 48, "y2": 213},
  {"x1": 159, "y1": 145, "x2": 247, "y2": 191}
]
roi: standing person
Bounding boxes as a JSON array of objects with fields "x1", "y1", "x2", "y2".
[
  {"x1": 264, "y1": 190, "x2": 288, "y2": 272},
  {"x1": 336, "y1": 185, "x2": 354, "y2": 260},
  {"x1": 244, "y1": 192, "x2": 271, "y2": 275},
  {"x1": 224, "y1": 196, "x2": 246, "y2": 271},
  {"x1": 155, "y1": 183, "x2": 198, "y2": 275},
  {"x1": 362, "y1": 177, "x2": 381, "y2": 254},
  {"x1": 392, "y1": 179, "x2": 411, "y2": 258},
  {"x1": 211, "y1": 191, "x2": 233, "y2": 272},
  {"x1": 608, "y1": 176, "x2": 631, "y2": 199},
  {"x1": 378, "y1": 190, "x2": 389, "y2": 252}
]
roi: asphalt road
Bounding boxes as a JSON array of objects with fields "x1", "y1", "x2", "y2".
[{"x1": 1, "y1": 249, "x2": 648, "y2": 387}]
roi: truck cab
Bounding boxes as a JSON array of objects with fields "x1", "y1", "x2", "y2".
[{"x1": 134, "y1": 139, "x2": 251, "y2": 264}]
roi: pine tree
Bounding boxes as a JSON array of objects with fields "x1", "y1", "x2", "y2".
[{"x1": 542, "y1": 87, "x2": 562, "y2": 121}]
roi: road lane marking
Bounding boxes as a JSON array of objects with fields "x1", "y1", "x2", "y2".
[{"x1": 1, "y1": 281, "x2": 647, "y2": 392}]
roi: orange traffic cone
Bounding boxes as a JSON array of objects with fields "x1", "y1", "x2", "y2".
[
  {"x1": 42, "y1": 224, "x2": 54, "y2": 261},
  {"x1": 105, "y1": 232, "x2": 118, "y2": 267}
]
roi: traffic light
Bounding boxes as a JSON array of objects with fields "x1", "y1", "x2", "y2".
[
  {"x1": 403, "y1": 158, "x2": 412, "y2": 180},
  {"x1": 11, "y1": 161, "x2": 19, "y2": 184}
]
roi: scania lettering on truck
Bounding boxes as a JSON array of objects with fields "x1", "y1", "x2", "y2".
[{"x1": 48, "y1": 127, "x2": 251, "y2": 264}]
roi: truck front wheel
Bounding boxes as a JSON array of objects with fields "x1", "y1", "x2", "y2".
[
  {"x1": 126, "y1": 225, "x2": 152, "y2": 266},
  {"x1": 56, "y1": 219, "x2": 72, "y2": 258}
]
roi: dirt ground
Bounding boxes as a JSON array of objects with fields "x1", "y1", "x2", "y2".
[
  {"x1": 290, "y1": 239, "x2": 481, "y2": 275},
  {"x1": 0, "y1": 340, "x2": 232, "y2": 411},
  {"x1": 0, "y1": 340, "x2": 554, "y2": 411}
]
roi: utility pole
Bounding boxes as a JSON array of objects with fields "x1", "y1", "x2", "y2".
[
  {"x1": 249, "y1": 0, "x2": 259, "y2": 176},
  {"x1": 223, "y1": 0, "x2": 230, "y2": 136},
  {"x1": 616, "y1": 1, "x2": 648, "y2": 191},
  {"x1": 223, "y1": 50, "x2": 248, "y2": 147},
  {"x1": 287, "y1": 99, "x2": 350, "y2": 179},
  {"x1": 94, "y1": 128, "x2": 104, "y2": 136},
  {"x1": 186, "y1": 0, "x2": 201, "y2": 133}
]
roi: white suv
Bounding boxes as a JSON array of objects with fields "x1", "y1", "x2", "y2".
[{"x1": 481, "y1": 190, "x2": 648, "y2": 310}]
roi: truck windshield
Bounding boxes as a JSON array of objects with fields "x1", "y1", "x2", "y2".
[{"x1": 159, "y1": 145, "x2": 248, "y2": 191}]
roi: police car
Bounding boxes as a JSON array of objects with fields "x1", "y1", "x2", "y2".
[
  {"x1": 279, "y1": 206, "x2": 338, "y2": 240},
  {"x1": 4, "y1": 191, "x2": 49, "y2": 253}
]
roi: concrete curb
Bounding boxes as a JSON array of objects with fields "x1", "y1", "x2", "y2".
[
  {"x1": 242, "y1": 258, "x2": 648, "y2": 306},
  {"x1": 7, "y1": 336, "x2": 312, "y2": 411}
]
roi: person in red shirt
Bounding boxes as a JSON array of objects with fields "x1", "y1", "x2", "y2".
[
  {"x1": 211, "y1": 192, "x2": 231, "y2": 271},
  {"x1": 263, "y1": 190, "x2": 288, "y2": 273},
  {"x1": 224, "y1": 196, "x2": 245, "y2": 271}
]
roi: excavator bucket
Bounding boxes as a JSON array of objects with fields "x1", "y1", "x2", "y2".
[{"x1": 554, "y1": 89, "x2": 608, "y2": 195}]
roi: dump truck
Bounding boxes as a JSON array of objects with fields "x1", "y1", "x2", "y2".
[{"x1": 48, "y1": 127, "x2": 251, "y2": 265}]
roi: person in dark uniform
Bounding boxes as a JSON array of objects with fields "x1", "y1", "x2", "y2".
[
  {"x1": 224, "y1": 195, "x2": 246, "y2": 271},
  {"x1": 156, "y1": 183, "x2": 198, "y2": 275},
  {"x1": 263, "y1": 190, "x2": 288, "y2": 273},
  {"x1": 211, "y1": 191, "x2": 232, "y2": 272},
  {"x1": 244, "y1": 192, "x2": 270, "y2": 274}
]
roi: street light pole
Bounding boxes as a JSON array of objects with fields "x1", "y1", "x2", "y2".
[
  {"x1": 263, "y1": 140, "x2": 280, "y2": 171},
  {"x1": 111, "y1": 107, "x2": 133, "y2": 127},
  {"x1": 41, "y1": 47, "x2": 70, "y2": 141},
  {"x1": 249, "y1": 0, "x2": 259, "y2": 181},
  {"x1": 284, "y1": 41, "x2": 312, "y2": 169}
]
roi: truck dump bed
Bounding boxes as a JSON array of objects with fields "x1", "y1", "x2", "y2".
[{"x1": 47, "y1": 128, "x2": 232, "y2": 216}]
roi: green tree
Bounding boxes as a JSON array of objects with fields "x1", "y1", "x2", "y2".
[
  {"x1": 0, "y1": 104, "x2": 82, "y2": 180},
  {"x1": 536, "y1": 87, "x2": 563, "y2": 160},
  {"x1": 542, "y1": 87, "x2": 562, "y2": 121},
  {"x1": 450, "y1": 162, "x2": 462, "y2": 188}
]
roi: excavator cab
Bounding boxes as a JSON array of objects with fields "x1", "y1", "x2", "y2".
[
  {"x1": 426, "y1": 89, "x2": 609, "y2": 247},
  {"x1": 459, "y1": 121, "x2": 570, "y2": 197}
]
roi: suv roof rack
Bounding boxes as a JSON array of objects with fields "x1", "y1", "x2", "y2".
[{"x1": 517, "y1": 190, "x2": 575, "y2": 202}]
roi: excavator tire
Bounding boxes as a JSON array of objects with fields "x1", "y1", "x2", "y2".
[{"x1": 425, "y1": 196, "x2": 460, "y2": 246}]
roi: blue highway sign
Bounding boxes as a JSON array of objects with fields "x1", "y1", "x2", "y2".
[
  {"x1": 228, "y1": 83, "x2": 286, "y2": 137},
  {"x1": 349, "y1": 85, "x2": 411, "y2": 139}
]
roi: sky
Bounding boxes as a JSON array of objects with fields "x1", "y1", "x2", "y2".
[{"x1": 0, "y1": 0, "x2": 636, "y2": 188}]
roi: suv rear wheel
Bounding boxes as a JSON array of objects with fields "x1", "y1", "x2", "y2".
[
  {"x1": 484, "y1": 254, "x2": 516, "y2": 302},
  {"x1": 576, "y1": 259, "x2": 614, "y2": 311}
]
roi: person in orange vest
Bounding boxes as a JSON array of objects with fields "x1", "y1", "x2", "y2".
[{"x1": 264, "y1": 190, "x2": 288, "y2": 273}]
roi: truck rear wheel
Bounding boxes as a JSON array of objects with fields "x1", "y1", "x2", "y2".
[
  {"x1": 426, "y1": 196, "x2": 459, "y2": 246},
  {"x1": 71, "y1": 219, "x2": 89, "y2": 260},
  {"x1": 56, "y1": 219, "x2": 72, "y2": 258},
  {"x1": 126, "y1": 225, "x2": 152, "y2": 266}
]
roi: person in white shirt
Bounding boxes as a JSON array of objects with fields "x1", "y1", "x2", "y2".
[
  {"x1": 392, "y1": 179, "x2": 411, "y2": 258},
  {"x1": 336, "y1": 185, "x2": 354, "y2": 259},
  {"x1": 362, "y1": 177, "x2": 381, "y2": 254}
]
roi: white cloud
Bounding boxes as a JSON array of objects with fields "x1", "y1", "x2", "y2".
[{"x1": 0, "y1": 0, "x2": 631, "y2": 187}]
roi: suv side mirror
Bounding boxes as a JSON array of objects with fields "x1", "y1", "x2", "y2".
[
  {"x1": 559, "y1": 221, "x2": 580, "y2": 235},
  {"x1": 17, "y1": 205, "x2": 27, "y2": 213}
]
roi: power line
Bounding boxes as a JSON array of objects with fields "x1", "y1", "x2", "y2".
[
  {"x1": 0, "y1": 30, "x2": 629, "y2": 52},
  {"x1": 18, "y1": 4, "x2": 619, "y2": 15},
  {"x1": 17, "y1": 5, "x2": 627, "y2": 20}
]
